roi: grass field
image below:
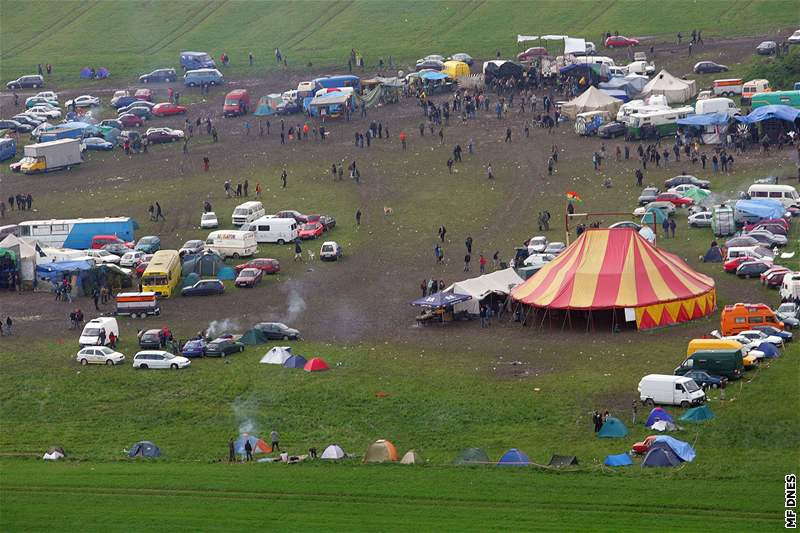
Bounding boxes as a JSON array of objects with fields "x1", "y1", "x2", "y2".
[{"x1": 0, "y1": 0, "x2": 796, "y2": 84}]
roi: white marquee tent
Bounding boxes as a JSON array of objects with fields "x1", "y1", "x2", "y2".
[
  {"x1": 446, "y1": 268, "x2": 524, "y2": 315},
  {"x1": 640, "y1": 70, "x2": 698, "y2": 104}
]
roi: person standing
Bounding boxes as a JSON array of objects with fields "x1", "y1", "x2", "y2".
[
  {"x1": 465, "y1": 236, "x2": 473, "y2": 254},
  {"x1": 355, "y1": 209, "x2": 362, "y2": 227},
  {"x1": 270, "y1": 429, "x2": 280, "y2": 452},
  {"x1": 662, "y1": 217, "x2": 670, "y2": 238},
  {"x1": 487, "y1": 163, "x2": 494, "y2": 180},
  {"x1": 4, "y1": 316, "x2": 11, "y2": 335},
  {"x1": 669, "y1": 218, "x2": 677, "y2": 238},
  {"x1": 281, "y1": 169, "x2": 287, "y2": 188},
  {"x1": 229, "y1": 438, "x2": 236, "y2": 462},
  {"x1": 92, "y1": 288, "x2": 100, "y2": 311},
  {"x1": 593, "y1": 411, "x2": 602, "y2": 432},
  {"x1": 294, "y1": 241, "x2": 302, "y2": 262},
  {"x1": 463, "y1": 253, "x2": 471, "y2": 272},
  {"x1": 248, "y1": 52, "x2": 254, "y2": 66},
  {"x1": 155, "y1": 202, "x2": 165, "y2": 221},
  {"x1": 479, "y1": 254, "x2": 487, "y2": 274},
  {"x1": 244, "y1": 439, "x2": 253, "y2": 462}
]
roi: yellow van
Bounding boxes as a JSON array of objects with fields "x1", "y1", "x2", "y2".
[
  {"x1": 141, "y1": 250, "x2": 181, "y2": 298},
  {"x1": 686, "y1": 338, "x2": 759, "y2": 368}
]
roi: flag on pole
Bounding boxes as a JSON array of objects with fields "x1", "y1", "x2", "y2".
[{"x1": 566, "y1": 191, "x2": 583, "y2": 202}]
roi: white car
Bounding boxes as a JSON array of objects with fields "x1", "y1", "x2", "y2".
[
  {"x1": 788, "y1": 29, "x2": 800, "y2": 44},
  {"x1": 688, "y1": 212, "x2": 712, "y2": 227},
  {"x1": 34, "y1": 91, "x2": 59, "y2": 101},
  {"x1": 200, "y1": 212, "x2": 219, "y2": 229},
  {"x1": 119, "y1": 250, "x2": 146, "y2": 267},
  {"x1": 543, "y1": 242, "x2": 566, "y2": 255},
  {"x1": 668, "y1": 184, "x2": 699, "y2": 195},
  {"x1": 738, "y1": 329, "x2": 784, "y2": 347},
  {"x1": 26, "y1": 105, "x2": 62, "y2": 119},
  {"x1": 65, "y1": 95, "x2": 101, "y2": 108},
  {"x1": 320, "y1": 241, "x2": 343, "y2": 261},
  {"x1": 76, "y1": 346, "x2": 125, "y2": 366},
  {"x1": 527, "y1": 236, "x2": 548, "y2": 254},
  {"x1": 133, "y1": 350, "x2": 191, "y2": 370},
  {"x1": 523, "y1": 253, "x2": 555, "y2": 267},
  {"x1": 633, "y1": 201, "x2": 676, "y2": 217},
  {"x1": 83, "y1": 249, "x2": 120, "y2": 264}
]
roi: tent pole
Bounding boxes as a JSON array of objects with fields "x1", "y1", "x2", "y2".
[{"x1": 567, "y1": 309, "x2": 572, "y2": 329}]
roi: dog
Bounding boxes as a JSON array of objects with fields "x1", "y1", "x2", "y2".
[
  {"x1": 307, "y1": 250, "x2": 315, "y2": 262},
  {"x1": 383, "y1": 206, "x2": 394, "y2": 216}
]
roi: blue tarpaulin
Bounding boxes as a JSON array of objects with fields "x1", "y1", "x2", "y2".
[
  {"x1": 735, "y1": 105, "x2": 800, "y2": 124},
  {"x1": 604, "y1": 453, "x2": 633, "y2": 466},
  {"x1": 600, "y1": 89, "x2": 630, "y2": 102},
  {"x1": 36, "y1": 260, "x2": 93, "y2": 279},
  {"x1": 411, "y1": 291, "x2": 472, "y2": 308},
  {"x1": 677, "y1": 113, "x2": 730, "y2": 126},
  {"x1": 735, "y1": 199, "x2": 785, "y2": 220},
  {"x1": 653, "y1": 436, "x2": 696, "y2": 462},
  {"x1": 645, "y1": 407, "x2": 674, "y2": 427},
  {"x1": 419, "y1": 70, "x2": 447, "y2": 81}
]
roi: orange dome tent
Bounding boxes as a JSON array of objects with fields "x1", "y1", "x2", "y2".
[
  {"x1": 364, "y1": 439, "x2": 399, "y2": 463},
  {"x1": 511, "y1": 229, "x2": 715, "y2": 330}
]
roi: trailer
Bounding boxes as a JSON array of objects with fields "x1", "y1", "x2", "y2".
[
  {"x1": 11, "y1": 138, "x2": 82, "y2": 174},
  {"x1": 115, "y1": 292, "x2": 160, "y2": 318}
]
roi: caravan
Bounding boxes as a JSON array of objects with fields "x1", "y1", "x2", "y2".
[
  {"x1": 243, "y1": 217, "x2": 298, "y2": 244},
  {"x1": 695, "y1": 97, "x2": 739, "y2": 117},
  {"x1": 231, "y1": 201, "x2": 265, "y2": 226},
  {"x1": 205, "y1": 230, "x2": 257, "y2": 258},
  {"x1": 747, "y1": 184, "x2": 800, "y2": 209},
  {"x1": 625, "y1": 106, "x2": 693, "y2": 139}
]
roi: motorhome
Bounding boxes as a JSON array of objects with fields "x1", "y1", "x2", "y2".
[
  {"x1": 205, "y1": 230, "x2": 257, "y2": 258},
  {"x1": 720, "y1": 303, "x2": 783, "y2": 336},
  {"x1": 625, "y1": 106, "x2": 693, "y2": 139},
  {"x1": 243, "y1": 217, "x2": 298, "y2": 244},
  {"x1": 741, "y1": 79, "x2": 770, "y2": 105},
  {"x1": 747, "y1": 184, "x2": 800, "y2": 209},
  {"x1": 695, "y1": 97, "x2": 739, "y2": 117}
]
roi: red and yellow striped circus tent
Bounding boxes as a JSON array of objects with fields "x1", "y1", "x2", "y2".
[{"x1": 511, "y1": 229, "x2": 716, "y2": 330}]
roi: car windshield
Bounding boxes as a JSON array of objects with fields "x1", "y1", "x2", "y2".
[
  {"x1": 83, "y1": 328, "x2": 102, "y2": 336},
  {"x1": 98, "y1": 347, "x2": 113, "y2": 354},
  {"x1": 322, "y1": 245, "x2": 333, "y2": 252},
  {"x1": 684, "y1": 380, "x2": 701, "y2": 393},
  {"x1": 142, "y1": 332, "x2": 159, "y2": 341},
  {"x1": 202, "y1": 214, "x2": 215, "y2": 220},
  {"x1": 224, "y1": 99, "x2": 239, "y2": 106},
  {"x1": 301, "y1": 224, "x2": 316, "y2": 230}
]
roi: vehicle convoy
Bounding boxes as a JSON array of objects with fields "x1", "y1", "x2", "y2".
[{"x1": 10, "y1": 138, "x2": 81, "y2": 174}]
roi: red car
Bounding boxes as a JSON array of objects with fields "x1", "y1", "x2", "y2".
[
  {"x1": 134, "y1": 88, "x2": 153, "y2": 101},
  {"x1": 234, "y1": 267, "x2": 263, "y2": 288},
  {"x1": 605, "y1": 35, "x2": 639, "y2": 48},
  {"x1": 118, "y1": 113, "x2": 144, "y2": 127},
  {"x1": 135, "y1": 261, "x2": 150, "y2": 276},
  {"x1": 724, "y1": 256, "x2": 750, "y2": 273},
  {"x1": 233, "y1": 258, "x2": 280, "y2": 275},
  {"x1": 655, "y1": 193, "x2": 693, "y2": 207},
  {"x1": 743, "y1": 218, "x2": 789, "y2": 233},
  {"x1": 632, "y1": 435, "x2": 657, "y2": 454},
  {"x1": 761, "y1": 266, "x2": 790, "y2": 286},
  {"x1": 298, "y1": 221, "x2": 324, "y2": 240},
  {"x1": 152, "y1": 103, "x2": 187, "y2": 117},
  {"x1": 516, "y1": 47, "x2": 548, "y2": 61}
]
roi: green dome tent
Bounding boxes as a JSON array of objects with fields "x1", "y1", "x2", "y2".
[
  {"x1": 454, "y1": 447, "x2": 490, "y2": 465},
  {"x1": 598, "y1": 417, "x2": 629, "y2": 438},
  {"x1": 680, "y1": 405, "x2": 715, "y2": 423}
]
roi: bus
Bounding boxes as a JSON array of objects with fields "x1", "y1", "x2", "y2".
[
  {"x1": 141, "y1": 250, "x2": 181, "y2": 298},
  {"x1": 750, "y1": 90, "x2": 800, "y2": 110},
  {"x1": 17, "y1": 217, "x2": 136, "y2": 249}
]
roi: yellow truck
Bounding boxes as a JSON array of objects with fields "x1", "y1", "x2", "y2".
[{"x1": 10, "y1": 138, "x2": 82, "y2": 174}]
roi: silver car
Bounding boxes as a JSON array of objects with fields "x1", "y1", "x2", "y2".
[
  {"x1": 688, "y1": 211, "x2": 712, "y2": 227},
  {"x1": 638, "y1": 187, "x2": 660, "y2": 206}
]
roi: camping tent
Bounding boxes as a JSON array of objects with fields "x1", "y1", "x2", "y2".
[
  {"x1": 645, "y1": 407, "x2": 673, "y2": 427},
  {"x1": 497, "y1": 448, "x2": 530, "y2": 466},
  {"x1": 304, "y1": 358, "x2": 329, "y2": 372},
  {"x1": 442, "y1": 60, "x2": 470, "y2": 79},
  {"x1": 364, "y1": 439, "x2": 398, "y2": 463},
  {"x1": 680, "y1": 405, "x2": 715, "y2": 423},
  {"x1": 128, "y1": 440, "x2": 160, "y2": 458},
  {"x1": 400, "y1": 450, "x2": 422, "y2": 464},
  {"x1": 642, "y1": 447, "x2": 681, "y2": 467},
  {"x1": 321, "y1": 444, "x2": 346, "y2": 460},
  {"x1": 598, "y1": 417, "x2": 629, "y2": 438},
  {"x1": 604, "y1": 453, "x2": 634, "y2": 467},
  {"x1": 43, "y1": 447, "x2": 65, "y2": 461},
  {"x1": 682, "y1": 188, "x2": 711, "y2": 203},
  {"x1": 548, "y1": 455, "x2": 578, "y2": 467},
  {"x1": 240, "y1": 328, "x2": 271, "y2": 346},
  {"x1": 447, "y1": 268, "x2": 523, "y2": 315},
  {"x1": 702, "y1": 245, "x2": 723, "y2": 263},
  {"x1": 260, "y1": 346, "x2": 293, "y2": 365},
  {"x1": 0, "y1": 234, "x2": 36, "y2": 286},
  {"x1": 560, "y1": 86, "x2": 622, "y2": 120},
  {"x1": 641, "y1": 206, "x2": 667, "y2": 225},
  {"x1": 283, "y1": 354, "x2": 308, "y2": 369},
  {"x1": 653, "y1": 436, "x2": 695, "y2": 462},
  {"x1": 454, "y1": 448, "x2": 490, "y2": 465},
  {"x1": 254, "y1": 94, "x2": 284, "y2": 116},
  {"x1": 235, "y1": 435, "x2": 272, "y2": 456},
  {"x1": 757, "y1": 341, "x2": 779, "y2": 358},
  {"x1": 182, "y1": 251, "x2": 226, "y2": 277},
  {"x1": 641, "y1": 70, "x2": 697, "y2": 103},
  {"x1": 511, "y1": 229, "x2": 717, "y2": 330},
  {"x1": 650, "y1": 420, "x2": 678, "y2": 432},
  {"x1": 599, "y1": 75, "x2": 648, "y2": 97}
]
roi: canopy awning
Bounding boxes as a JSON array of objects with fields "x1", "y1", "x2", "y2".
[
  {"x1": 677, "y1": 113, "x2": 730, "y2": 126},
  {"x1": 735, "y1": 104, "x2": 800, "y2": 124}
]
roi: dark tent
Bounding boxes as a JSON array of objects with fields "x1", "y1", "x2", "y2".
[
  {"x1": 757, "y1": 341, "x2": 780, "y2": 358},
  {"x1": 598, "y1": 417, "x2": 628, "y2": 438},
  {"x1": 181, "y1": 272, "x2": 200, "y2": 288},
  {"x1": 240, "y1": 328, "x2": 271, "y2": 346},
  {"x1": 182, "y1": 251, "x2": 226, "y2": 277},
  {"x1": 548, "y1": 455, "x2": 579, "y2": 467},
  {"x1": 604, "y1": 453, "x2": 633, "y2": 467},
  {"x1": 454, "y1": 447, "x2": 490, "y2": 465},
  {"x1": 497, "y1": 61, "x2": 524, "y2": 79},
  {"x1": 702, "y1": 245, "x2": 723, "y2": 263},
  {"x1": 129, "y1": 440, "x2": 160, "y2": 458},
  {"x1": 642, "y1": 446, "x2": 681, "y2": 467},
  {"x1": 282, "y1": 354, "x2": 308, "y2": 369},
  {"x1": 680, "y1": 405, "x2": 715, "y2": 423}
]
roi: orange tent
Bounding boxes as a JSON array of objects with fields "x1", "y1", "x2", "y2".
[
  {"x1": 511, "y1": 229, "x2": 715, "y2": 330},
  {"x1": 364, "y1": 439, "x2": 399, "y2": 463},
  {"x1": 304, "y1": 358, "x2": 330, "y2": 372}
]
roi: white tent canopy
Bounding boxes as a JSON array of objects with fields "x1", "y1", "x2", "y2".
[
  {"x1": 321, "y1": 444, "x2": 346, "y2": 460},
  {"x1": 564, "y1": 37, "x2": 587, "y2": 55},
  {"x1": 0, "y1": 234, "x2": 37, "y2": 284},
  {"x1": 560, "y1": 86, "x2": 622, "y2": 120},
  {"x1": 260, "y1": 346, "x2": 293, "y2": 364},
  {"x1": 517, "y1": 35, "x2": 539, "y2": 43},
  {"x1": 446, "y1": 268, "x2": 523, "y2": 314},
  {"x1": 641, "y1": 69, "x2": 698, "y2": 104}
]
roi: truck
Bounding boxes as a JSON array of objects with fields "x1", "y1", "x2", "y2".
[
  {"x1": 10, "y1": 138, "x2": 82, "y2": 174},
  {"x1": 223, "y1": 89, "x2": 250, "y2": 117},
  {"x1": 115, "y1": 292, "x2": 161, "y2": 318},
  {"x1": 674, "y1": 349, "x2": 745, "y2": 380},
  {"x1": 712, "y1": 78, "x2": 743, "y2": 97},
  {"x1": 638, "y1": 374, "x2": 706, "y2": 407}
]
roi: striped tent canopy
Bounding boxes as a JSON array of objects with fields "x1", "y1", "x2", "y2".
[{"x1": 511, "y1": 229, "x2": 716, "y2": 330}]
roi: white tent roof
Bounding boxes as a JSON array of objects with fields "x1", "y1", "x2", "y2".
[
  {"x1": 260, "y1": 346, "x2": 293, "y2": 364},
  {"x1": 641, "y1": 70, "x2": 698, "y2": 104},
  {"x1": 446, "y1": 268, "x2": 524, "y2": 314},
  {"x1": 400, "y1": 450, "x2": 421, "y2": 464},
  {"x1": 560, "y1": 86, "x2": 622, "y2": 120},
  {"x1": 321, "y1": 444, "x2": 345, "y2": 460},
  {"x1": 0, "y1": 234, "x2": 37, "y2": 281},
  {"x1": 564, "y1": 37, "x2": 586, "y2": 55}
]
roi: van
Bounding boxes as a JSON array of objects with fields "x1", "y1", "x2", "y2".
[
  {"x1": 675, "y1": 349, "x2": 745, "y2": 380},
  {"x1": 244, "y1": 216, "x2": 298, "y2": 244},
  {"x1": 223, "y1": 89, "x2": 250, "y2": 117},
  {"x1": 720, "y1": 303, "x2": 783, "y2": 336},
  {"x1": 780, "y1": 273, "x2": 800, "y2": 302},
  {"x1": 115, "y1": 292, "x2": 160, "y2": 318},
  {"x1": 741, "y1": 79, "x2": 770, "y2": 105},
  {"x1": 180, "y1": 51, "x2": 215, "y2": 71},
  {"x1": 205, "y1": 230, "x2": 257, "y2": 259},
  {"x1": 725, "y1": 246, "x2": 772, "y2": 262},
  {"x1": 747, "y1": 184, "x2": 800, "y2": 209},
  {"x1": 297, "y1": 81, "x2": 316, "y2": 98},
  {"x1": 695, "y1": 97, "x2": 739, "y2": 117},
  {"x1": 713, "y1": 78, "x2": 743, "y2": 97},
  {"x1": 686, "y1": 338, "x2": 743, "y2": 357},
  {"x1": 79, "y1": 317, "x2": 119, "y2": 347},
  {"x1": 231, "y1": 201, "x2": 265, "y2": 227},
  {"x1": 183, "y1": 68, "x2": 224, "y2": 88},
  {"x1": 638, "y1": 374, "x2": 706, "y2": 407},
  {"x1": 626, "y1": 60, "x2": 654, "y2": 76}
]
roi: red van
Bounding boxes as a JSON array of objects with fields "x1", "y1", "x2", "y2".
[
  {"x1": 223, "y1": 89, "x2": 250, "y2": 117},
  {"x1": 91, "y1": 235, "x2": 132, "y2": 250}
]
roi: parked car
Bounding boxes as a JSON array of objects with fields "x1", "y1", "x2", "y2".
[
  {"x1": 118, "y1": 100, "x2": 156, "y2": 113},
  {"x1": 26, "y1": 105, "x2": 61, "y2": 119},
  {"x1": 84, "y1": 249, "x2": 120, "y2": 264},
  {"x1": 179, "y1": 240, "x2": 205, "y2": 256},
  {"x1": 637, "y1": 187, "x2": 660, "y2": 206},
  {"x1": 789, "y1": 29, "x2": 800, "y2": 44},
  {"x1": 234, "y1": 267, "x2": 263, "y2": 288},
  {"x1": 138, "y1": 329, "x2": 164, "y2": 349},
  {"x1": 752, "y1": 325, "x2": 792, "y2": 342},
  {"x1": 632, "y1": 435, "x2": 658, "y2": 454},
  {"x1": 415, "y1": 59, "x2": 445, "y2": 71},
  {"x1": 738, "y1": 329, "x2": 784, "y2": 346},
  {"x1": 694, "y1": 61, "x2": 728, "y2": 74},
  {"x1": 12, "y1": 114, "x2": 43, "y2": 127},
  {"x1": 118, "y1": 113, "x2": 145, "y2": 127},
  {"x1": 756, "y1": 41, "x2": 777, "y2": 55},
  {"x1": 135, "y1": 236, "x2": 161, "y2": 253},
  {"x1": 7, "y1": 75, "x2": 44, "y2": 89},
  {"x1": 544, "y1": 242, "x2": 566, "y2": 255},
  {"x1": 233, "y1": 258, "x2": 280, "y2": 274},
  {"x1": 305, "y1": 214, "x2": 336, "y2": 230},
  {"x1": 135, "y1": 261, "x2": 149, "y2": 276},
  {"x1": 682, "y1": 370, "x2": 727, "y2": 390},
  {"x1": 527, "y1": 236, "x2": 548, "y2": 254},
  {"x1": 145, "y1": 127, "x2": 184, "y2": 143},
  {"x1": 598, "y1": 121, "x2": 627, "y2": 138},
  {"x1": 152, "y1": 103, "x2": 187, "y2": 117},
  {"x1": 119, "y1": 106, "x2": 152, "y2": 120},
  {"x1": 523, "y1": 252, "x2": 556, "y2": 268},
  {"x1": 181, "y1": 279, "x2": 224, "y2": 296},
  {"x1": 133, "y1": 88, "x2": 152, "y2": 101},
  {"x1": 745, "y1": 229, "x2": 787, "y2": 247},
  {"x1": 181, "y1": 338, "x2": 207, "y2": 357},
  {"x1": 99, "y1": 119, "x2": 123, "y2": 130},
  {"x1": 320, "y1": 241, "x2": 343, "y2": 261},
  {"x1": 777, "y1": 302, "x2": 800, "y2": 329},
  {"x1": 633, "y1": 201, "x2": 676, "y2": 217},
  {"x1": 254, "y1": 322, "x2": 300, "y2": 340},
  {"x1": 200, "y1": 212, "x2": 219, "y2": 228},
  {"x1": 0, "y1": 119, "x2": 32, "y2": 133},
  {"x1": 133, "y1": 350, "x2": 191, "y2": 369},
  {"x1": 605, "y1": 36, "x2": 639, "y2": 48},
  {"x1": 688, "y1": 211, "x2": 712, "y2": 227},
  {"x1": 81, "y1": 137, "x2": 114, "y2": 151},
  {"x1": 517, "y1": 47, "x2": 548, "y2": 61},
  {"x1": 205, "y1": 338, "x2": 245, "y2": 357},
  {"x1": 724, "y1": 256, "x2": 751, "y2": 273},
  {"x1": 655, "y1": 192, "x2": 693, "y2": 207},
  {"x1": 65, "y1": 95, "x2": 100, "y2": 108},
  {"x1": 119, "y1": 250, "x2": 146, "y2": 267},
  {"x1": 448, "y1": 53, "x2": 474, "y2": 65},
  {"x1": 608, "y1": 221, "x2": 643, "y2": 230},
  {"x1": 746, "y1": 223, "x2": 788, "y2": 236},
  {"x1": 76, "y1": 346, "x2": 125, "y2": 366},
  {"x1": 111, "y1": 95, "x2": 137, "y2": 109},
  {"x1": 736, "y1": 260, "x2": 772, "y2": 278},
  {"x1": 298, "y1": 221, "x2": 325, "y2": 239},
  {"x1": 275, "y1": 210, "x2": 308, "y2": 223},
  {"x1": 103, "y1": 242, "x2": 132, "y2": 256},
  {"x1": 761, "y1": 266, "x2": 791, "y2": 285},
  {"x1": 664, "y1": 175, "x2": 710, "y2": 189},
  {"x1": 139, "y1": 68, "x2": 178, "y2": 83}
]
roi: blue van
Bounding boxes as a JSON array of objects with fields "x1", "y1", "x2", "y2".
[
  {"x1": 184, "y1": 68, "x2": 224, "y2": 87},
  {"x1": 180, "y1": 51, "x2": 216, "y2": 71},
  {"x1": 0, "y1": 137, "x2": 16, "y2": 161}
]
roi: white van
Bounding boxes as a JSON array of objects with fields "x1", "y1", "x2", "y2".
[
  {"x1": 79, "y1": 317, "x2": 120, "y2": 347},
  {"x1": 626, "y1": 60, "x2": 655, "y2": 76},
  {"x1": 747, "y1": 184, "x2": 800, "y2": 209},
  {"x1": 244, "y1": 216, "x2": 298, "y2": 244},
  {"x1": 231, "y1": 201, "x2": 265, "y2": 227},
  {"x1": 638, "y1": 374, "x2": 706, "y2": 407},
  {"x1": 205, "y1": 230, "x2": 257, "y2": 258},
  {"x1": 726, "y1": 245, "x2": 773, "y2": 262},
  {"x1": 780, "y1": 272, "x2": 800, "y2": 302},
  {"x1": 695, "y1": 97, "x2": 740, "y2": 118}
]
